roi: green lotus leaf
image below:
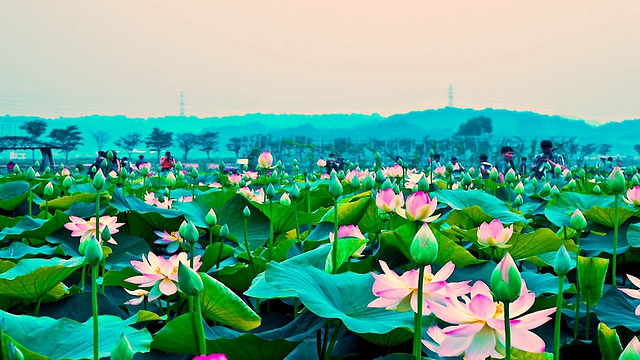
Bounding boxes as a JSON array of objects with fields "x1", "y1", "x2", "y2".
[{"x1": 0, "y1": 257, "x2": 84, "y2": 299}]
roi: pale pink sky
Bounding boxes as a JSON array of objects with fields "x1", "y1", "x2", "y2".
[{"x1": 1, "y1": 1, "x2": 639, "y2": 124}]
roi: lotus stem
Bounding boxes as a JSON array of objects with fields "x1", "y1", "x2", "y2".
[
  {"x1": 293, "y1": 201, "x2": 301, "y2": 242},
  {"x1": 209, "y1": 227, "x2": 213, "y2": 246},
  {"x1": 92, "y1": 265, "x2": 99, "y2": 360},
  {"x1": 504, "y1": 300, "x2": 512, "y2": 360},
  {"x1": 413, "y1": 265, "x2": 425, "y2": 360},
  {"x1": 34, "y1": 297, "x2": 41, "y2": 317},
  {"x1": 81, "y1": 265, "x2": 86, "y2": 289},
  {"x1": 193, "y1": 292, "x2": 207, "y2": 355},
  {"x1": 306, "y1": 190, "x2": 312, "y2": 232},
  {"x1": 585, "y1": 291, "x2": 591, "y2": 340},
  {"x1": 269, "y1": 198, "x2": 274, "y2": 261},
  {"x1": 332, "y1": 198, "x2": 339, "y2": 274},
  {"x1": 612, "y1": 193, "x2": 619, "y2": 286},
  {"x1": 28, "y1": 185, "x2": 32, "y2": 217},
  {"x1": 101, "y1": 258, "x2": 106, "y2": 295},
  {"x1": 244, "y1": 217, "x2": 255, "y2": 275},
  {"x1": 574, "y1": 231, "x2": 581, "y2": 340},
  {"x1": 325, "y1": 321, "x2": 343, "y2": 359},
  {"x1": 293, "y1": 298, "x2": 298, "y2": 318},
  {"x1": 554, "y1": 274, "x2": 564, "y2": 360}
]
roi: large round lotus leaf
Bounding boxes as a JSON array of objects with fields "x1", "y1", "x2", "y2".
[{"x1": 0, "y1": 180, "x2": 29, "y2": 210}]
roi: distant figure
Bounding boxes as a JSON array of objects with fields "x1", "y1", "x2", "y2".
[
  {"x1": 479, "y1": 154, "x2": 492, "y2": 179},
  {"x1": 607, "y1": 157, "x2": 616, "y2": 172},
  {"x1": 430, "y1": 153, "x2": 442, "y2": 168},
  {"x1": 495, "y1": 146, "x2": 515, "y2": 176},
  {"x1": 519, "y1": 157, "x2": 528, "y2": 176},
  {"x1": 325, "y1": 153, "x2": 338, "y2": 174},
  {"x1": 450, "y1": 156, "x2": 464, "y2": 179},
  {"x1": 160, "y1": 151, "x2": 175, "y2": 172},
  {"x1": 135, "y1": 155, "x2": 146, "y2": 168},
  {"x1": 7, "y1": 161, "x2": 15, "y2": 174},
  {"x1": 532, "y1": 140, "x2": 565, "y2": 179},
  {"x1": 121, "y1": 157, "x2": 129, "y2": 171}
]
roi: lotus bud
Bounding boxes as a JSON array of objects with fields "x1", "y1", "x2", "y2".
[
  {"x1": 490, "y1": 252, "x2": 522, "y2": 303},
  {"x1": 619, "y1": 337, "x2": 640, "y2": 360},
  {"x1": 554, "y1": 165, "x2": 562, "y2": 176},
  {"x1": 205, "y1": 209, "x2": 217, "y2": 227},
  {"x1": 514, "y1": 194, "x2": 524, "y2": 207},
  {"x1": 175, "y1": 162, "x2": 182, "y2": 171},
  {"x1": 350, "y1": 175, "x2": 360, "y2": 189},
  {"x1": 329, "y1": 173, "x2": 343, "y2": 199},
  {"x1": 276, "y1": 160, "x2": 283, "y2": 169},
  {"x1": 489, "y1": 167, "x2": 499, "y2": 181},
  {"x1": 570, "y1": 209, "x2": 587, "y2": 231},
  {"x1": 337, "y1": 170, "x2": 345, "y2": 181},
  {"x1": 505, "y1": 169, "x2": 517, "y2": 183},
  {"x1": 461, "y1": 172, "x2": 472, "y2": 186},
  {"x1": 308, "y1": 173, "x2": 316, "y2": 182},
  {"x1": 392, "y1": 184, "x2": 401, "y2": 194},
  {"x1": 178, "y1": 220, "x2": 188, "y2": 238},
  {"x1": 280, "y1": 193, "x2": 291, "y2": 207},
  {"x1": 633, "y1": 174, "x2": 640, "y2": 187},
  {"x1": 62, "y1": 175, "x2": 73, "y2": 189},
  {"x1": 592, "y1": 184, "x2": 601, "y2": 194},
  {"x1": 417, "y1": 176, "x2": 429, "y2": 192},
  {"x1": 7, "y1": 342, "x2": 24, "y2": 360},
  {"x1": 101, "y1": 225, "x2": 112, "y2": 243},
  {"x1": 12, "y1": 164, "x2": 21, "y2": 174},
  {"x1": 219, "y1": 161, "x2": 226, "y2": 172},
  {"x1": 304, "y1": 179, "x2": 311, "y2": 190},
  {"x1": 100, "y1": 159, "x2": 108, "y2": 169},
  {"x1": 563, "y1": 169, "x2": 573, "y2": 181},
  {"x1": 374, "y1": 152, "x2": 381, "y2": 162},
  {"x1": 177, "y1": 171, "x2": 185, "y2": 181},
  {"x1": 243, "y1": 206, "x2": 251, "y2": 218},
  {"x1": 429, "y1": 149, "x2": 435, "y2": 158},
  {"x1": 381, "y1": 178, "x2": 393, "y2": 190},
  {"x1": 568, "y1": 179, "x2": 577, "y2": 191},
  {"x1": 576, "y1": 168, "x2": 586, "y2": 179},
  {"x1": 363, "y1": 175, "x2": 375, "y2": 190},
  {"x1": 550, "y1": 185, "x2": 560, "y2": 197},
  {"x1": 219, "y1": 223, "x2": 229, "y2": 238},
  {"x1": 34, "y1": 160, "x2": 40, "y2": 169},
  {"x1": 190, "y1": 168, "x2": 198, "y2": 179},
  {"x1": 119, "y1": 168, "x2": 128, "y2": 179},
  {"x1": 92, "y1": 169, "x2": 106, "y2": 190},
  {"x1": 375, "y1": 169, "x2": 385, "y2": 183},
  {"x1": 468, "y1": 167, "x2": 476, "y2": 177},
  {"x1": 531, "y1": 177, "x2": 538, "y2": 187},
  {"x1": 609, "y1": 166, "x2": 626, "y2": 194},
  {"x1": 544, "y1": 162, "x2": 552, "y2": 172},
  {"x1": 372, "y1": 163, "x2": 378, "y2": 172},
  {"x1": 178, "y1": 262, "x2": 203, "y2": 296},
  {"x1": 266, "y1": 183, "x2": 277, "y2": 199},
  {"x1": 139, "y1": 165, "x2": 149, "y2": 177},
  {"x1": 182, "y1": 221, "x2": 200, "y2": 245},
  {"x1": 290, "y1": 184, "x2": 300, "y2": 199},
  {"x1": 85, "y1": 237, "x2": 104, "y2": 266},
  {"x1": 553, "y1": 245, "x2": 571, "y2": 276},
  {"x1": 514, "y1": 182, "x2": 525, "y2": 195},
  {"x1": 26, "y1": 166, "x2": 36, "y2": 181},
  {"x1": 166, "y1": 172, "x2": 177, "y2": 187},
  {"x1": 44, "y1": 182, "x2": 54, "y2": 197},
  {"x1": 541, "y1": 182, "x2": 551, "y2": 195},
  {"x1": 270, "y1": 169, "x2": 279, "y2": 180},
  {"x1": 410, "y1": 223, "x2": 439, "y2": 266},
  {"x1": 445, "y1": 161, "x2": 454, "y2": 173},
  {"x1": 238, "y1": 179, "x2": 246, "y2": 187}
]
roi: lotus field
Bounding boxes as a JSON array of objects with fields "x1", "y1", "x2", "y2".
[{"x1": 4, "y1": 151, "x2": 640, "y2": 360}]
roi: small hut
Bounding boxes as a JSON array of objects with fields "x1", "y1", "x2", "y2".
[{"x1": 0, "y1": 136, "x2": 61, "y2": 170}]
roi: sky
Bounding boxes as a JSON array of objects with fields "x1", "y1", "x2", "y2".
[{"x1": 1, "y1": 1, "x2": 639, "y2": 124}]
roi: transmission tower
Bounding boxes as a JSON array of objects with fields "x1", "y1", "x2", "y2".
[
  {"x1": 448, "y1": 85, "x2": 453, "y2": 107},
  {"x1": 180, "y1": 92, "x2": 185, "y2": 117}
]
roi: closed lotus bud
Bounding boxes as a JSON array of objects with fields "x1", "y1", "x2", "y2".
[
  {"x1": 375, "y1": 152, "x2": 381, "y2": 162},
  {"x1": 182, "y1": 221, "x2": 200, "y2": 245},
  {"x1": 119, "y1": 168, "x2": 128, "y2": 179},
  {"x1": 514, "y1": 194, "x2": 524, "y2": 207},
  {"x1": 101, "y1": 159, "x2": 109, "y2": 169},
  {"x1": 26, "y1": 167, "x2": 36, "y2": 181},
  {"x1": 329, "y1": 173, "x2": 343, "y2": 198},
  {"x1": 337, "y1": 170, "x2": 345, "y2": 181},
  {"x1": 106, "y1": 150, "x2": 115, "y2": 160},
  {"x1": 93, "y1": 169, "x2": 106, "y2": 190},
  {"x1": 417, "y1": 176, "x2": 429, "y2": 192},
  {"x1": 461, "y1": 172, "x2": 472, "y2": 186},
  {"x1": 554, "y1": 165, "x2": 562, "y2": 175},
  {"x1": 243, "y1": 206, "x2": 251, "y2": 218},
  {"x1": 468, "y1": 167, "x2": 476, "y2": 177},
  {"x1": 62, "y1": 175, "x2": 73, "y2": 189},
  {"x1": 568, "y1": 179, "x2": 577, "y2": 190},
  {"x1": 205, "y1": 209, "x2": 217, "y2": 227},
  {"x1": 101, "y1": 225, "x2": 112, "y2": 243},
  {"x1": 178, "y1": 262, "x2": 203, "y2": 296},
  {"x1": 363, "y1": 175, "x2": 375, "y2": 190},
  {"x1": 175, "y1": 162, "x2": 182, "y2": 171},
  {"x1": 139, "y1": 165, "x2": 150, "y2": 177},
  {"x1": 531, "y1": 177, "x2": 538, "y2": 187},
  {"x1": 280, "y1": 193, "x2": 291, "y2": 207},
  {"x1": 592, "y1": 184, "x2": 601, "y2": 194},
  {"x1": 445, "y1": 161, "x2": 454, "y2": 173},
  {"x1": 490, "y1": 252, "x2": 522, "y2": 303},
  {"x1": 178, "y1": 220, "x2": 188, "y2": 237},
  {"x1": 376, "y1": 169, "x2": 385, "y2": 183},
  {"x1": 541, "y1": 182, "x2": 551, "y2": 194},
  {"x1": 576, "y1": 168, "x2": 586, "y2": 179},
  {"x1": 410, "y1": 223, "x2": 439, "y2": 266},
  {"x1": 166, "y1": 172, "x2": 177, "y2": 187},
  {"x1": 177, "y1": 172, "x2": 185, "y2": 181},
  {"x1": 514, "y1": 182, "x2": 525, "y2": 195},
  {"x1": 570, "y1": 209, "x2": 587, "y2": 231},
  {"x1": 505, "y1": 169, "x2": 517, "y2": 183},
  {"x1": 34, "y1": 160, "x2": 40, "y2": 169},
  {"x1": 381, "y1": 178, "x2": 393, "y2": 190},
  {"x1": 290, "y1": 184, "x2": 300, "y2": 199},
  {"x1": 619, "y1": 337, "x2": 640, "y2": 360},
  {"x1": 553, "y1": 245, "x2": 571, "y2": 276},
  {"x1": 308, "y1": 173, "x2": 316, "y2": 182},
  {"x1": 563, "y1": 169, "x2": 573, "y2": 181},
  {"x1": 190, "y1": 168, "x2": 198, "y2": 179},
  {"x1": 276, "y1": 160, "x2": 283, "y2": 169},
  {"x1": 44, "y1": 182, "x2": 54, "y2": 197},
  {"x1": 219, "y1": 161, "x2": 226, "y2": 171},
  {"x1": 266, "y1": 183, "x2": 277, "y2": 199},
  {"x1": 219, "y1": 224, "x2": 229, "y2": 238},
  {"x1": 489, "y1": 167, "x2": 499, "y2": 181},
  {"x1": 550, "y1": 185, "x2": 560, "y2": 197},
  {"x1": 304, "y1": 179, "x2": 311, "y2": 190},
  {"x1": 429, "y1": 149, "x2": 435, "y2": 158},
  {"x1": 270, "y1": 169, "x2": 279, "y2": 180},
  {"x1": 633, "y1": 174, "x2": 640, "y2": 187},
  {"x1": 350, "y1": 175, "x2": 360, "y2": 189},
  {"x1": 85, "y1": 237, "x2": 104, "y2": 266},
  {"x1": 7, "y1": 342, "x2": 24, "y2": 360},
  {"x1": 609, "y1": 166, "x2": 626, "y2": 194}
]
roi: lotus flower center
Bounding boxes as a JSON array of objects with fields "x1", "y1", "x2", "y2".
[{"x1": 494, "y1": 302, "x2": 504, "y2": 318}]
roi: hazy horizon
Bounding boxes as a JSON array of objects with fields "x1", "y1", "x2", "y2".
[{"x1": 1, "y1": 1, "x2": 639, "y2": 124}]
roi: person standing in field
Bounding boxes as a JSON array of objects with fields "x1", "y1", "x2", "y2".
[
  {"x1": 160, "y1": 151, "x2": 176, "y2": 172},
  {"x1": 479, "y1": 154, "x2": 493, "y2": 179},
  {"x1": 532, "y1": 140, "x2": 566, "y2": 179},
  {"x1": 495, "y1": 146, "x2": 515, "y2": 176}
]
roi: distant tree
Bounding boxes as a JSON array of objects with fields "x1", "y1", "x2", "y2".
[
  {"x1": 145, "y1": 128, "x2": 173, "y2": 163},
  {"x1": 197, "y1": 131, "x2": 220, "y2": 161},
  {"x1": 176, "y1": 133, "x2": 199, "y2": 162},
  {"x1": 454, "y1": 116, "x2": 493, "y2": 136},
  {"x1": 598, "y1": 144, "x2": 612, "y2": 156},
  {"x1": 226, "y1": 137, "x2": 244, "y2": 158},
  {"x1": 90, "y1": 131, "x2": 111, "y2": 151},
  {"x1": 635, "y1": 144, "x2": 640, "y2": 157},
  {"x1": 20, "y1": 119, "x2": 47, "y2": 140},
  {"x1": 49, "y1": 126, "x2": 83, "y2": 163},
  {"x1": 577, "y1": 143, "x2": 598, "y2": 166},
  {"x1": 115, "y1": 132, "x2": 142, "y2": 159}
]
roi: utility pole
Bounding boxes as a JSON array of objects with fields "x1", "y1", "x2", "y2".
[
  {"x1": 180, "y1": 92, "x2": 185, "y2": 117},
  {"x1": 448, "y1": 85, "x2": 453, "y2": 107}
]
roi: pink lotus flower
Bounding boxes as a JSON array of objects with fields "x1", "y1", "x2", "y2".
[
  {"x1": 126, "y1": 252, "x2": 202, "y2": 301},
  {"x1": 424, "y1": 281, "x2": 555, "y2": 360},
  {"x1": 624, "y1": 186, "x2": 640, "y2": 206},
  {"x1": 320, "y1": 173, "x2": 330, "y2": 179},
  {"x1": 154, "y1": 230, "x2": 184, "y2": 253},
  {"x1": 368, "y1": 260, "x2": 469, "y2": 314},
  {"x1": 257, "y1": 151, "x2": 274, "y2": 169},
  {"x1": 434, "y1": 165, "x2": 446, "y2": 177},
  {"x1": 397, "y1": 191, "x2": 439, "y2": 222},
  {"x1": 124, "y1": 288, "x2": 149, "y2": 306},
  {"x1": 317, "y1": 158, "x2": 327, "y2": 167},
  {"x1": 243, "y1": 170, "x2": 258, "y2": 180},
  {"x1": 620, "y1": 337, "x2": 640, "y2": 360},
  {"x1": 227, "y1": 173, "x2": 242, "y2": 185},
  {"x1": 477, "y1": 219, "x2": 514, "y2": 248},
  {"x1": 144, "y1": 191, "x2": 174, "y2": 209},
  {"x1": 237, "y1": 186, "x2": 265, "y2": 204},
  {"x1": 345, "y1": 169, "x2": 368, "y2": 183},
  {"x1": 376, "y1": 188, "x2": 404, "y2": 213},
  {"x1": 329, "y1": 225, "x2": 366, "y2": 258},
  {"x1": 64, "y1": 215, "x2": 124, "y2": 245},
  {"x1": 193, "y1": 354, "x2": 228, "y2": 360},
  {"x1": 383, "y1": 164, "x2": 404, "y2": 178},
  {"x1": 620, "y1": 274, "x2": 640, "y2": 315},
  {"x1": 178, "y1": 196, "x2": 194, "y2": 202}
]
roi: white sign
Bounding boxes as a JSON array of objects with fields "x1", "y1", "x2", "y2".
[{"x1": 9, "y1": 152, "x2": 26, "y2": 160}]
